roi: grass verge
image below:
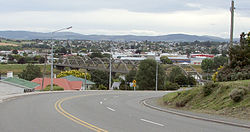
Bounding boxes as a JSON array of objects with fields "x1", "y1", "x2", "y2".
[{"x1": 162, "y1": 80, "x2": 250, "y2": 120}]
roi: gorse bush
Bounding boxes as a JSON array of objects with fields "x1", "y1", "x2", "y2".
[
  {"x1": 57, "y1": 70, "x2": 90, "y2": 80},
  {"x1": 230, "y1": 88, "x2": 246, "y2": 102},
  {"x1": 217, "y1": 32, "x2": 250, "y2": 82},
  {"x1": 164, "y1": 82, "x2": 180, "y2": 90},
  {"x1": 203, "y1": 82, "x2": 218, "y2": 96}
]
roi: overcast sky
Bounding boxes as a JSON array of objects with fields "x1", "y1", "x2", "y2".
[{"x1": 0, "y1": 0, "x2": 249, "y2": 38}]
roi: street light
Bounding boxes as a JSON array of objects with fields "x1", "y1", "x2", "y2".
[
  {"x1": 50, "y1": 26, "x2": 72, "y2": 91},
  {"x1": 155, "y1": 54, "x2": 158, "y2": 91}
]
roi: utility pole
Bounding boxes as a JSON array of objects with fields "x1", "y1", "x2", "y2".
[
  {"x1": 109, "y1": 45, "x2": 112, "y2": 90},
  {"x1": 230, "y1": 0, "x2": 235, "y2": 47},
  {"x1": 155, "y1": 60, "x2": 158, "y2": 91},
  {"x1": 84, "y1": 70, "x2": 87, "y2": 90},
  {"x1": 229, "y1": 0, "x2": 235, "y2": 64},
  {"x1": 41, "y1": 54, "x2": 47, "y2": 90}
]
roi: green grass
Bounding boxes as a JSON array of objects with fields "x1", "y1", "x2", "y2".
[
  {"x1": 0, "y1": 64, "x2": 61, "y2": 75},
  {"x1": 162, "y1": 80, "x2": 250, "y2": 120},
  {"x1": 42, "y1": 85, "x2": 64, "y2": 91}
]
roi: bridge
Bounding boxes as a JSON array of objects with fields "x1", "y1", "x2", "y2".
[
  {"x1": 55, "y1": 56, "x2": 203, "y2": 81},
  {"x1": 55, "y1": 56, "x2": 140, "y2": 73}
]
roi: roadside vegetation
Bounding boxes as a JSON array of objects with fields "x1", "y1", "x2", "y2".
[
  {"x1": 42, "y1": 85, "x2": 64, "y2": 91},
  {"x1": 162, "y1": 32, "x2": 250, "y2": 120},
  {"x1": 162, "y1": 80, "x2": 250, "y2": 120}
]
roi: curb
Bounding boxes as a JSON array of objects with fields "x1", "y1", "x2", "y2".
[
  {"x1": 0, "y1": 90, "x2": 77, "y2": 103},
  {"x1": 142, "y1": 97, "x2": 250, "y2": 129}
]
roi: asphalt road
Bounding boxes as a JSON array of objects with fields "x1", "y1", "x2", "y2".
[{"x1": 0, "y1": 91, "x2": 249, "y2": 132}]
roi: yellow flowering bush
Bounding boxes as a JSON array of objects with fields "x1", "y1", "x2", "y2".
[
  {"x1": 212, "y1": 66, "x2": 223, "y2": 82},
  {"x1": 56, "y1": 70, "x2": 91, "y2": 80}
]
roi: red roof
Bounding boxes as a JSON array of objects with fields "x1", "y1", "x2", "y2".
[{"x1": 32, "y1": 78, "x2": 82, "y2": 90}]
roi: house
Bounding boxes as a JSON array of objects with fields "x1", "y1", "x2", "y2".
[
  {"x1": 31, "y1": 78, "x2": 82, "y2": 90},
  {"x1": 2, "y1": 77, "x2": 39, "y2": 93},
  {"x1": 61, "y1": 75, "x2": 95, "y2": 90}
]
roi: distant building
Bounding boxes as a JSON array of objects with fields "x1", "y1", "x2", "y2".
[{"x1": 190, "y1": 54, "x2": 214, "y2": 65}]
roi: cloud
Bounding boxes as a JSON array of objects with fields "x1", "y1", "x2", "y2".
[
  {"x1": 0, "y1": 0, "x2": 246, "y2": 13},
  {"x1": 0, "y1": 8, "x2": 249, "y2": 38},
  {"x1": 0, "y1": 0, "x2": 249, "y2": 38}
]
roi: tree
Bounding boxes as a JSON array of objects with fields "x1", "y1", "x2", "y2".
[
  {"x1": 17, "y1": 57, "x2": 26, "y2": 64},
  {"x1": 217, "y1": 32, "x2": 250, "y2": 81},
  {"x1": 12, "y1": 49, "x2": 18, "y2": 54},
  {"x1": 136, "y1": 59, "x2": 165, "y2": 90},
  {"x1": 160, "y1": 56, "x2": 173, "y2": 64},
  {"x1": 39, "y1": 57, "x2": 45, "y2": 63},
  {"x1": 57, "y1": 70, "x2": 90, "y2": 80},
  {"x1": 125, "y1": 70, "x2": 137, "y2": 83},
  {"x1": 210, "y1": 48, "x2": 219, "y2": 55},
  {"x1": 201, "y1": 59, "x2": 214, "y2": 73},
  {"x1": 89, "y1": 70, "x2": 109, "y2": 88},
  {"x1": 8, "y1": 54, "x2": 14, "y2": 61},
  {"x1": 175, "y1": 75, "x2": 187, "y2": 86},
  {"x1": 18, "y1": 64, "x2": 42, "y2": 81},
  {"x1": 213, "y1": 56, "x2": 227, "y2": 69},
  {"x1": 89, "y1": 52, "x2": 103, "y2": 58},
  {"x1": 168, "y1": 67, "x2": 183, "y2": 83}
]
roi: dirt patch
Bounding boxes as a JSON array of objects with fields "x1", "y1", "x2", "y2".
[{"x1": 0, "y1": 43, "x2": 18, "y2": 46}]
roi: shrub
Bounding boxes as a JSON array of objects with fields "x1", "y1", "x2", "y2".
[
  {"x1": 230, "y1": 88, "x2": 246, "y2": 102},
  {"x1": 42, "y1": 85, "x2": 64, "y2": 91},
  {"x1": 98, "y1": 84, "x2": 108, "y2": 90},
  {"x1": 164, "y1": 81, "x2": 180, "y2": 90},
  {"x1": 175, "y1": 92, "x2": 194, "y2": 107},
  {"x1": 203, "y1": 82, "x2": 218, "y2": 96}
]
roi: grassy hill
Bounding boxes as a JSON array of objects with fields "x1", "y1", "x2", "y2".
[
  {"x1": 0, "y1": 64, "x2": 61, "y2": 75},
  {"x1": 162, "y1": 80, "x2": 250, "y2": 120}
]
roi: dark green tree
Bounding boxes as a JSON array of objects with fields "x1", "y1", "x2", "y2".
[
  {"x1": 175, "y1": 75, "x2": 187, "y2": 86},
  {"x1": 89, "y1": 52, "x2": 103, "y2": 58},
  {"x1": 136, "y1": 59, "x2": 165, "y2": 90},
  {"x1": 201, "y1": 59, "x2": 214, "y2": 73},
  {"x1": 89, "y1": 70, "x2": 109, "y2": 88},
  {"x1": 125, "y1": 70, "x2": 137, "y2": 83},
  {"x1": 18, "y1": 64, "x2": 42, "y2": 81},
  {"x1": 39, "y1": 57, "x2": 45, "y2": 63},
  {"x1": 12, "y1": 49, "x2": 18, "y2": 54},
  {"x1": 213, "y1": 56, "x2": 227, "y2": 69},
  {"x1": 17, "y1": 57, "x2": 26, "y2": 64},
  {"x1": 8, "y1": 54, "x2": 14, "y2": 61},
  {"x1": 160, "y1": 56, "x2": 173, "y2": 64},
  {"x1": 210, "y1": 48, "x2": 220, "y2": 55},
  {"x1": 168, "y1": 67, "x2": 183, "y2": 83}
]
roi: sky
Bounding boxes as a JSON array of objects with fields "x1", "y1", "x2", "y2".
[{"x1": 0, "y1": 0, "x2": 249, "y2": 38}]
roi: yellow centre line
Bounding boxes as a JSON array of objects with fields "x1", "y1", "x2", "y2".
[{"x1": 54, "y1": 94, "x2": 110, "y2": 132}]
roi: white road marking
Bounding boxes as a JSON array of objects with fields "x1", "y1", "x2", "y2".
[
  {"x1": 103, "y1": 98, "x2": 107, "y2": 101},
  {"x1": 140, "y1": 119, "x2": 164, "y2": 127},
  {"x1": 100, "y1": 101, "x2": 103, "y2": 104},
  {"x1": 107, "y1": 107, "x2": 116, "y2": 112},
  {"x1": 0, "y1": 100, "x2": 2, "y2": 103}
]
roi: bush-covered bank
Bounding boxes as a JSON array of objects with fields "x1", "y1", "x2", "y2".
[{"x1": 162, "y1": 80, "x2": 250, "y2": 120}]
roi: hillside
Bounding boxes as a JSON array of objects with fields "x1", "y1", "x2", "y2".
[
  {"x1": 0, "y1": 31, "x2": 229, "y2": 42},
  {"x1": 162, "y1": 80, "x2": 250, "y2": 120}
]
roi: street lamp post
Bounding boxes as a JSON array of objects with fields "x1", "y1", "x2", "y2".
[{"x1": 50, "y1": 26, "x2": 72, "y2": 91}]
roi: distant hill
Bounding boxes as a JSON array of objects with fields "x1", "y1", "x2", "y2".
[{"x1": 0, "y1": 30, "x2": 229, "y2": 42}]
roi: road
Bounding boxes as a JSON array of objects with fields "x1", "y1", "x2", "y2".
[{"x1": 0, "y1": 91, "x2": 249, "y2": 132}]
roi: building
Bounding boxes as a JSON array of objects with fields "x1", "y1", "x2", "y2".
[
  {"x1": 32, "y1": 78, "x2": 82, "y2": 90},
  {"x1": 190, "y1": 54, "x2": 214, "y2": 65},
  {"x1": 61, "y1": 75, "x2": 95, "y2": 90}
]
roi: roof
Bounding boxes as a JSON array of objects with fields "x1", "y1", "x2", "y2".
[
  {"x1": 3, "y1": 77, "x2": 39, "y2": 89},
  {"x1": 61, "y1": 75, "x2": 95, "y2": 85},
  {"x1": 31, "y1": 78, "x2": 82, "y2": 90}
]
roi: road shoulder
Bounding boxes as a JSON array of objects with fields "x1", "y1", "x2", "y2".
[{"x1": 142, "y1": 97, "x2": 250, "y2": 129}]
